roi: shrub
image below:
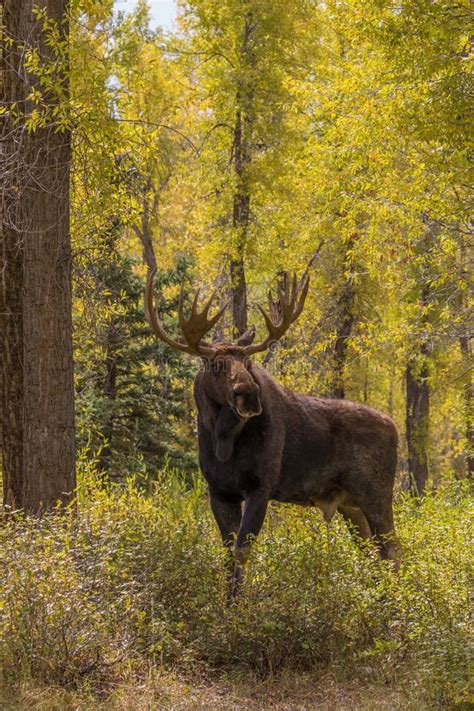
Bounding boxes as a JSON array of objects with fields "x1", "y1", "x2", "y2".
[{"x1": 0, "y1": 471, "x2": 472, "y2": 708}]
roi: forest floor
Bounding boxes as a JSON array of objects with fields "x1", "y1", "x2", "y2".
[{"x1": 2, "y1": 670, "x2": 418, "y2": 711}]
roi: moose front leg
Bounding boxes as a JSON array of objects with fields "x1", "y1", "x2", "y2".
[
  {"x1": 209, "y1": 492, "x2": 243, "y2": 593},
  {"x1": 231, "y1": 489, "x2": 269, "y2": 599}
]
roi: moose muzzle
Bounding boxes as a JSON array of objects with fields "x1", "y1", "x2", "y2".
[{"x1": 231, "y1": 382, "x2": 262, "y2": 419}]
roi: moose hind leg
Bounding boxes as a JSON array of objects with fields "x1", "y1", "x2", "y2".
[
  {"x1": 338, "y1": 504, "x2": 372, "y2": 544},
  {"x1": 362, "y1": 504, "x2": 399, "y2": 566},
  {"x1": 345, "y1": 459, "x2": 399, "y2": 566}
]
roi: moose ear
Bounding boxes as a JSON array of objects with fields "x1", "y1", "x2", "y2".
[{"x1": 237, "y1": 325, "x2": 256, "y2": 347}]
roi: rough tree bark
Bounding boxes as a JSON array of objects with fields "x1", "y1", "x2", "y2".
[
  {"x1": 1, "y1": 0, "x2": 26, "y2": 511},
  {"x1": 1, "y1": 0, "x2": 75, "y2": 513}
]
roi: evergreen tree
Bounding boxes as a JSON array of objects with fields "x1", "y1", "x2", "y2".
[{"x1": 75, "y1": 246, "x2": 197, "y2": 479}]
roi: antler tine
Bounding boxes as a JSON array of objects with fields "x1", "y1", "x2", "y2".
[
  {"x1": 179, "y1": 289, "x2": 217, "y2": 324},
  {"x1": 256, "y1": 302, "x2": 276, "y2": 334},
  {"x1": 268, "y1": 289, "x2": 281, "y2": 324},
  {"x1": 276, "y1": 272, "x2": 289, "y2": 304},
  {"x1": 145, "y1": 270, "x2": 216, "y2": 358},
  {"x1": 178, "y1": 284, "x2": 228, "y2": 352},
  {"x1": 291, "y1": 272, "x2": 297, "y2": 300},
  {"x1": 200, "y1": 291, "x2": 216, "y2": 319},
  {"x1": 274, "y1": 272, "x2": 300, "y2": 324},
  {"x1": 295, "y1": 272, "x2": 310, "y2": 318},
  {"x1": 206, "y1": 299, "x2": 229, "y2": 330},
  {"x1": 244, "y1": 271, "x2": 310, "y2": 356},
  {"x1": 190, "y1": 287, "x2": 201, "y2": 315}
]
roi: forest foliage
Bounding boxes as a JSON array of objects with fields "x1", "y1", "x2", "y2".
[
  {"x1": 0, "y1": 0, "x2": 472, "y2": 707},
  {"x1": 62, "y1": 0, "x2": 472, "y2": 483}
]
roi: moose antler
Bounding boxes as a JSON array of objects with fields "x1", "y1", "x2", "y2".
[
  {"x1": 243, "y1": 271, "x2": 310, "y2": 356},
  {"x1": 145, "y1": 269, "x2": 226, "y2": 358}
]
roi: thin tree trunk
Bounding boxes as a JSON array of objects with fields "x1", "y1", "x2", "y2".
[
  {"x1": 405, "y1": 222, "x2": 437, "y2": 497},
  {"x1": 97, "y1": 221, "x2": 121, "y2": 477},
  {"x1": 230, "y1": 12, "x2": 255, "y2": 337},
  {"x1": 459, "y1": 332, "x2": 473, "y2": 479},
  {"x1": 387, "y1": 360, "x2": 395, "y2": 417},
  {"x1": 97, "y1": 322, "x2": 118, "y2": 476},
  {"x1": 230, "y1": 107, "x2": 250, "y2": 336},
  {"x1": 1, "y1": 0, "x2": 75, "y2": 513},
  {"x1": 406, "y1": 349, "x2": 430, "y2": 496},
  {"x1": 458, "y1": 237, "x2": 473, "y2": 479},
  {"x1": 329, "y1": 273, "x2": 355, "y2": 399},
  {"x1": 363, "y1": 355, "x2": 369, "y2": 403}
]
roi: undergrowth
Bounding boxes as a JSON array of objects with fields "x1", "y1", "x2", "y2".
[{"x1": 0, "y1": 468, "x2": 472, "y2": 709}]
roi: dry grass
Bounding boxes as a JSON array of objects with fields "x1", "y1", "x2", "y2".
[{"x1": 2, "y1": 669, "x2": 422, "y2": 711}]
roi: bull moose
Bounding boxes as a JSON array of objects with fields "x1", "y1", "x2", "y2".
[{"x1": 145, "y1": 270, "x2": 399, "y2": 598}]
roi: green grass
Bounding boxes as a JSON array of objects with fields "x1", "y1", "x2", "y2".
[{"x1": 0, "y1": 469, "x2": 472, "y2": 709}]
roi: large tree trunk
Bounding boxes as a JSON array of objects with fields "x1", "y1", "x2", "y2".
[
  {"x1": 1, "y1": 0, "x2": 27, "y2": 511},
  {"x1": 1, "y1": 0, "x2": 75, "y2": 513},
  {"x1": 406, "y1": 349, "x2": 430, "y2": 496}
]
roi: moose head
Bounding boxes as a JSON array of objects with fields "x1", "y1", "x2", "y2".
[{"x1": 144, "y1": 269, "x2": 310, "y2": 420}]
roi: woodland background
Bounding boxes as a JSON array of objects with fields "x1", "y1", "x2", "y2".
[{"x1": 0, "y1": 0, "x2": 472, "y2": 708}]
